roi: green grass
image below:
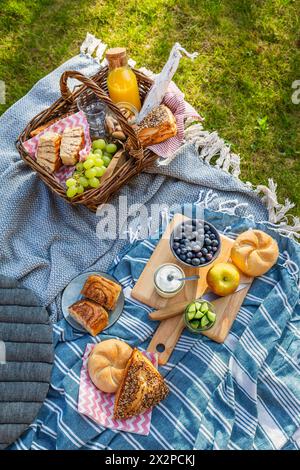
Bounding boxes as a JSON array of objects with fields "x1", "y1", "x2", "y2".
[{"x1": 0, "y1": 0, "x2": 299, "y2": 214}]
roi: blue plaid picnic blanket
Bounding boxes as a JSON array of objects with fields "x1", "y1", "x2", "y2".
[{"x1": 9, "y1": 207, "x2": 300, "y2": 450}]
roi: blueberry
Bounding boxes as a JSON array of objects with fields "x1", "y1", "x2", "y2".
[
  {"x1": 180, "y1": 238, "x2": 187, "y2": 245},
  {"x1": 174, "y1": 236, "x2": 181, "y2": 243},
  {"x1": 204, "y1": 224, "x2": 210, "y2": 232},
  {"x1": 212, "y1": 246, "x2": 218, "y2": 252},
  {"x1": 186, "y1": 244, "x2": 192, "y2": 251},
  {"x1": 184, "y1": 223, "x2": 193, "y2": 232},
  {"x1": 173, "y1": 242, "x2": 180, "y2": 249},
  {"x1": 186, "y1": 251, "x2": 193, "y2": 259},
  {"x1": 210, "y1": 234, "x2": 216, "y2": 240},
  {"x1": 204, "y1": 239, "x2": 212, "y2": 246},
  {"x1": 180, "y1": 254, "x2": 187, "y2": 261},
  {"x1": 192, "y1": 257, "x2": 200, "y2": 266},
  {"x1": 202, "y1": 247, "x2": 208, "y2": 255},
  {"x1": 181, "y1": 247, "x2": 188, "y2": 254},
  {"x1": 206, "y1": 253, "x2": 213, "y2": 261},
  {"x1": 211, "y1": 240, "x2": 219, "y2": 247},
  {"x1": 176, "y1": 248, "x2": 181, "y2": 255},
  {"x1": 186, "y1": 258, "x2": 192, "y2": 264},
  {"x1": 200, "y1": 257, "x2": 206, "y2": 264}
]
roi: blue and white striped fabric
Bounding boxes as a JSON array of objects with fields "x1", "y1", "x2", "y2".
[{"x1": 9, "y1": 207, "x2": 300, "y2": 450}]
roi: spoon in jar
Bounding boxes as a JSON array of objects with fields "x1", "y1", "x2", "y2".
[{"x1": 167, "y1": 274, "x2": 200, "y2": 282}]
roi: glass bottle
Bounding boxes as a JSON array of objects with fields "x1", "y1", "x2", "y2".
[{"x1": 106, "y1": 47, "x2": 141, "y2": 111}]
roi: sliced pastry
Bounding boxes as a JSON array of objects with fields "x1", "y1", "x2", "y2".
[
  {"x1": 68, "y1": 299, "x2": 108, "y2": 336},
  {"x1": 114, "y1": 348, "x2": 169, "y2": 420},
  {"x1": 36, "y1": 131, "x2": 62, "y2": 172},
  {"x1": 60, "y1": 126, "x2": 84, "y2": 166},
  {"x1": 81, "y1": 275, "x2": 122, "y2": 311}
]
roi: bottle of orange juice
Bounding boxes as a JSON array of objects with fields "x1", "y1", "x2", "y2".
[{"x1": 106, "y1": 47, "x2": 141, "y2": 111}]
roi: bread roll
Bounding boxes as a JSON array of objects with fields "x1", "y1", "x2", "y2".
[
  {"x1": 135, "y1": 105, "x2": 177, "y2": 147},
  {"x1": 88, "y1": 339, "x2": 132, "y2": 393},
  {"x1": 231, "y1": 229, "x2": 279, "y2": 277}
]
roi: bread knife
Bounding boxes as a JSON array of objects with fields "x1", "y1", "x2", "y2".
[{"x1": 149, "y1": 282, "x2": 251, "y2": 321}]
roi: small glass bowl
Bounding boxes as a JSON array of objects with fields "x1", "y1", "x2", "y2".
[
  {"x1": 116, "y1": 102, "x2": 138, "y2": 124},
  {"x1": 170, "y1": 219, "x2": 221, "y2": 269},
  {"x1": 184, "y1": 299, "x2": 216, "y2": 333},
  {"x1": 153, "y1": 263, "x2": 185, "y2": 299}
]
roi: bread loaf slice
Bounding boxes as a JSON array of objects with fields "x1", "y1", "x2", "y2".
[
  {"x1": 114, "y1": 349, "x2": 169, "y2": 419},
  {"x1": 135, "y1": 105, "x2": 177, "y2": 147},
  {"x1": 60, "y1": 126, "x2": 84, "y2": 166},
  {"x1": 36, "y1": 131, "x2": 62, "y2": 173}
]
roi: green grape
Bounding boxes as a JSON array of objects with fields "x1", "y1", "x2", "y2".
[
  {"x1": 102, "y1": 155, "x2": 111, "y2": 167},
  {"x1": 85, "y1": 167, "x2": 97, "y2": 179},
  {"x1": 89, "y1": 177, "x2": 101, "y2": 188},
  {"x1": 83, "y1": 159, "x2": 94, "y2": 170},
  {"x1": 105, "y1": 143, "x2": 117, "y2": 154},
  {"x1": 95, "y1": 166, "x2": 106, "y2": 177},
  {"x1": 79, "y1": 176, "x2": 89, "y2": 188},
  {"x1": 92, "y1": 139, "x2": 106, "y2": 150},
  {"x1": 76, "y1": 162, "x2": 84, "y2": 171},
  {"x1": 94, "y1": 158, "x2": 104, "y2": 167},
  {"x1": 87, "y1": 153, "x2": 95, "y2": 159},
  {"x1": 66, "y1": 178, "x2": 77, "y2": 188},
  {"x1": 94, "y1": 166, "x2": 104, "y2": 177},
  {"x1": 93, "y1": 149, "x2": 103, "y2": 156},
  {"x1": 76, "y1": 184, "x2": 84, "y2": 194},
  {"x1": 73, "y1": 171, "x2": 81, "y2": 178},
  {"x1": 66, "y1": 186, "x2": 77, "y2": 198}
]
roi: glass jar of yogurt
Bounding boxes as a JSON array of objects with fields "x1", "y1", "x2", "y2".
[{"x1": 154, "y1": 263, "x2": 185, "y2": 298}]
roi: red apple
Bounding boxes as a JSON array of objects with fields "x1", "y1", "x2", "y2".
[{"x1": 206, "y1": 262, "x2": 240, "y2": 296}]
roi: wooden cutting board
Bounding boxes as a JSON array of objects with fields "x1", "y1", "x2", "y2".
[{"x1": 131, "y1": 214, "x2": 253, "y2": 364}]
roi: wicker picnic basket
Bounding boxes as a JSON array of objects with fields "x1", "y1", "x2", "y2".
[{"x1": 16, "y1": 67, "x2": 157, "y2": 212}]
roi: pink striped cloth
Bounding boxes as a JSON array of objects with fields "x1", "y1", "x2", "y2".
[
  {"x1": 147, "y1": 81, "x2": 203, "y2": 158},
  {"x1": 78, "y1": 344, "x2": 158, "y2": 436},
  {"x1": 22, "y1": 111, "x2": 92, "y2": 184}
]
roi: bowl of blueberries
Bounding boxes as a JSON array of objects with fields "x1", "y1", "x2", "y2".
[{"x1": 170, "y1": 219, "x2": 221, "y2": 268}]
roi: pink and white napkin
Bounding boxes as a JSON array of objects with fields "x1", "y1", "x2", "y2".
[
  {"x1": 23, "y1": 111, "x2": 92, "y2": 184},
  {"x1": 148, "y1": 81, "x2": 203, "y2": 159},
  {"x1": 78, "y1": 344, "x2": 158, "y2": 436}
]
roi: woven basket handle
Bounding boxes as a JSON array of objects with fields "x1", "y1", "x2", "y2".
[{"x1": 60, "y1": 70, "x2": 143, "y2": 156}]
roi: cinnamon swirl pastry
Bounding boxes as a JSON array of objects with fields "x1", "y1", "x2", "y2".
[
  {"x1": 68, "y1": 299, "x2": 108, "y2": 336},
  {"x1": 81, "y1": 275, "x2": 122, "y2": 311}
]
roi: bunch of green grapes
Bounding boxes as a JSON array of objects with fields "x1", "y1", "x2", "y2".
[{"x1": 65, "y1": 139, "x2": 118, "y2": 198}]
